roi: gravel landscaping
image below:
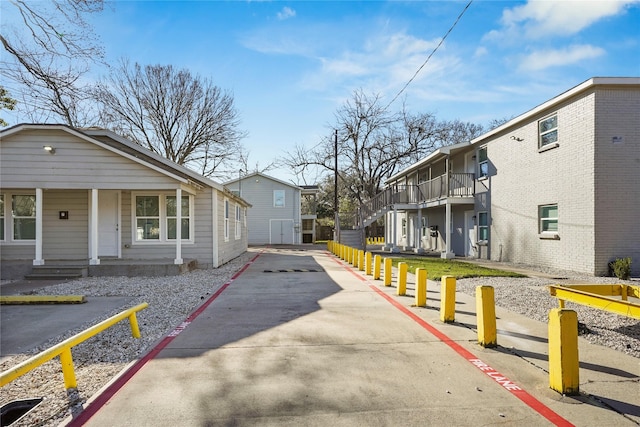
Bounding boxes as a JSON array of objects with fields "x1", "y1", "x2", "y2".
[{"x1": 0, "y1": 249, "x2": 638, "y2": 426}]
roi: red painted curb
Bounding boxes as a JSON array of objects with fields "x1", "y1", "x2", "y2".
[
  {"x1": 328, "y1": 253, "x2": 575, "y2": 427},
  {"x1": 67, "y1": 251, "x2": 262, "y2": 426}
]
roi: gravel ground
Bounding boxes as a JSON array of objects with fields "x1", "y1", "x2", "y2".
[{"x1": 0, "y1": 250, "x2": 638, "y2": 427}]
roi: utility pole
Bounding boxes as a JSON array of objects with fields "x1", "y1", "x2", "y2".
[{"x1": 334, "y1": 129, "x2": 339, "y2": 242}]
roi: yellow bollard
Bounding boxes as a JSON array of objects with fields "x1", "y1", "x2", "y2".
[
  {"x1": 397, "y1": 262, "x2": 407, "y2": 295},
  {"x1": 476, "y1": 286, "x2": 497, "y2": 348},
  {"x1": 548, "y1": 308, "x2": 580, "y2": 395},
  {"x1": 440, "y1": 276, "x2": 456, "y2": 323},
  {"x1": 358, "y1": 250, "x2": 365, "y2": 271},
  {"x1": 415, "y1": 268, "x2": 427, "y2": 307},
  {"x1": 350, "y1": 248, "x2": 356, "y2": 266},
  {"x1": 59, "y1": 347, "x2": 77, "y2": 389},
  {"x1": 384, "y1": 258, "x2": 392, "y2": 286},
  {"x1": 373, "y1": 255, "x2": 381, "y2": 280},
  {"x1": 365, "y1": 252, "x2": 372, "y2": 275}
]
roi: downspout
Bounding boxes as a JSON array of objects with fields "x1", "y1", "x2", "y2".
[{"x1": 442, "y1": 155, "x2": 455, "y2": 259}]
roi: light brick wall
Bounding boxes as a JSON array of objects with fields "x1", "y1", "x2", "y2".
[
  {"x1": 593, "y1": 87, "x2": 640, "y2": 275},
  {"x1": 484, "y1": 91, "x2": 598, "y2": 273}
]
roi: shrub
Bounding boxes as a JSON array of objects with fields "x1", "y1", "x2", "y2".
[{"x1": 609, "y1": 257, "x2": 632, "y2": 280}]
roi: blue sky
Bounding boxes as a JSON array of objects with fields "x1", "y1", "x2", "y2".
[{"x1": 6, "y1": 1, "x2": 640, "y2": 183}]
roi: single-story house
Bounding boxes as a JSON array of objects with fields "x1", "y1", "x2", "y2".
[
  {"x1": 360, "y1": 77, "x2": 639, "y2": 276},
  {"x1": 224, "y1": 172, "x2": 318, "y2": 245},
  {"x1": 0, "y1": 124, "x2": 249, "y2": 279}
]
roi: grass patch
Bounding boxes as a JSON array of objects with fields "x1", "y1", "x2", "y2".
[{"x1": 390, "y1": 257, "x2": 526, "y2": 280}]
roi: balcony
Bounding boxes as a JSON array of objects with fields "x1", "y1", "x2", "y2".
[{"x1": 358, "y1": 173, "x2": 474, "y2": 226}]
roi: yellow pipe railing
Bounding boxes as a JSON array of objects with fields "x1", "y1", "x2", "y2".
[
  {"x1": 548, "y1": 284, "x2": 640, "y2": 319},
  {"x1": 0, "y1": 302, "x2": 149, "y2": 390}
]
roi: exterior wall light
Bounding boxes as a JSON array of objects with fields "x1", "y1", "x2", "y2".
[{"x1": 43, "y1": 145, "x2": 56, "y2": 154}]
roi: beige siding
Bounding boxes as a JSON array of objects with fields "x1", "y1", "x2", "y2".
[
  {"x1": 0, "y1": 129, "x2": 180, "y2": 189},
  {"x1": 216, "y1": 191, "x2": 248, "y2": 265}
]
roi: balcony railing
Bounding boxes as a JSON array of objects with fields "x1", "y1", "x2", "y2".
[{"x1": 358, "y1": 173, "x2": 475, "y2": 222}]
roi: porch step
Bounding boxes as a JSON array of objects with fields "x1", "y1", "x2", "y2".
[{"x1": 25, "y1": 266, "x2": 88, "y2": 280}]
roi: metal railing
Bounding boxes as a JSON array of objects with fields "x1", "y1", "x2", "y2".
[
  {"x1": 549, "y1": 284, "x2": 640, "y2": 319},
  {"x1": 0, "y1": 302, "x2": 149, "y2": 390},
  {"x1": 358, "y1": 173, "x2": 475, "y2": 225}
]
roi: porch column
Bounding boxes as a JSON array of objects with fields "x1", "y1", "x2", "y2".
[
  {"x1": 33, "y1": 188, "x2": 44, "y2": 265},
  {"x1": 174, "y1": 188, "x2": 183, "y2": 264},
  {"x1": 415, "y1": 209, "x2": 424, "y2": 254},
  {"x1": 390, "y1": 205, "x2": 400, "y2": 253},
  {"x1": 90, "y1": 189, "x2": 100, "y2": 265},
  {"x1": 442, "y1": 201, "x2": 455, "y2": 259}
]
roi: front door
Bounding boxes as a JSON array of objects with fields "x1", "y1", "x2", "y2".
[
  {"x1": 98, "y1": 191, "x2": 119, "y2": 257},
  {"x1": 464, "y1": 210, "x2": 475, "y2": 257}
]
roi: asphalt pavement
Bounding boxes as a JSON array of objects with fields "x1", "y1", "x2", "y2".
[{"x1": 54, "y1": 246, "x2": 639, "y2": 427}]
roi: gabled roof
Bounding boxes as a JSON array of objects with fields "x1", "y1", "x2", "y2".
[
  {"x1": 224, "y1": 171, "x2": 303, "y2": 191},
  {"x1": 1, "y1": 123, "x2": 250, "y2": 205}
]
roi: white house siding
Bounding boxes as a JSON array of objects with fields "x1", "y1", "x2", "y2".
[
  {"x1": 43, "y1": 190, "x2": 89, "y2": 259},
  {"x1": 593, "y1": 87, "x2": 640, "y2": 275},
  {"x1": 231, "y1": 174, "x2": 301, "y2": 245},
  {"x1": 481, "y1": 91, "x2": 598, "y2": 273}
]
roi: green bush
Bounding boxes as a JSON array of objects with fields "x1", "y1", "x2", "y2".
[{"x1": 609, "y1": 257, "x2": 632, "y2": 280}]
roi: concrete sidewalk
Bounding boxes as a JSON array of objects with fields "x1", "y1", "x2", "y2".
[{"x1": 69, "y1": 247, "x2": 639, "y2": 426}]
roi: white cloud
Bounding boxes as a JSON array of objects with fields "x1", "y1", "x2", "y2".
[
  {"x1": 518, "y1": 44, "x2": 606, "y2": 71},
  {"x1": 499, "y1": 0, "x2": 639, "y2": 39},
  {"x1": 277, "y1": 6, "x2": 296, "y2": 21}
]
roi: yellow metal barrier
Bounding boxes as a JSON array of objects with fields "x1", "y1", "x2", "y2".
[
  {"x1": 549, "y1": 284, "x2": 640, "y2": 319},
  {"x1": 384, "y1": 258, "x2": 392, "y2": 286},
  {"x1": 548, "y1": 308, "x2": 580, "y2": 395},
  {"x1": 440, "y1": 276, "x2": 456, "y2": 323},
  {"x1": 397, "y1": 262, "x2": 407, "y2": 296},
  {"x1": 476, "y1": 286, "x2": 497, "y2": 348},
  {"x1": 415, "y1": 268, "x2": 427, "y2": 307},
  {"x1": 365, "y1": 252, "x2": 372, "y2": 276},
  {"x1": 373, "y1": 255, "x2": 381, "y2": 280},
  {"x1": 0, "y1": 303, "x2": 149, "y2": 390},
  {"x1": 0, "y1": 295, "x2": 86, "y2": 305}
]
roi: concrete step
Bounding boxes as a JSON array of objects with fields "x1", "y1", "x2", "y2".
[{"x1": 25, "y1": 266, "x2": 88, "y2": 280}]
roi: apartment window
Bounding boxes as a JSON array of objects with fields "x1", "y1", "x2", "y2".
[
  {"x1": 421, "y1": 217, "x2": 427, "y2": 237},
  {"x1": 478, "y1": 211, "x2": 488, "y2": 241},
  {"x1": 0, "y1": 195, "x2": 4, "y2": 241},
  {"x1": 235, "y1": 205, "x2": 241, "y2": 239},
  {"x1": 402, "y1": 218, "x2": 407, "y2": 237},
  {"x1": 134, "y1": 194, "x2": 193, "y2": 242},
  {"x1": 477, "y1": 146, "x2": 488, "y2": 178},
  {"x1": 539, "y1": 114, "x2": 558, "y2": 148},
  {"x1": 166, "y1": 196, "x2": 190, "y2": 240},
  {"x1": 539, "y1": 204, "x2": 558, "y2": 233},
  {"x1": 274, "y1": 190, "x2": 285, "y2": 207},
  {"x1": 13, "y1": 195, "x2": 36, "y2": 240},
  {"x1": 224, "y1": 199, "x2": 230, "y2": 241}
]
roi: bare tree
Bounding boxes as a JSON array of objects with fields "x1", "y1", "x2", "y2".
[
  {"x1": 283, "y1": 89, "x2": 483, "y2": 206},
  {"x1": 0, "y1": 0, "x2": 104, "y2": 125},
  {"x1": 94, "y1": 60, "x2": 247, "y2": 178}
]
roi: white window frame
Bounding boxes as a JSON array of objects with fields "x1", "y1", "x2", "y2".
[
  {"x1": 274, "y1": 190, "x2": 285, "y2": 208},
  {"x1": 223, "y1": 198, "x2": 230, "y2": 242},
  {"x1": 132, "y1": 193, "x2": 194, "y2": 244},
  {"x1": 166, "y1": 195, "x2": 191, "y2": 241},
  {"x1": 421, "y1": 217, "x2": 428, "y2": 237},
  {"x1": 235, "y1": 204, "x2": 241, "y2": 239},
  {"x1": 401, "y1": 218, "x2": 407, "y2": 237},
  {"x1": 539, "y1": 204, "x2": 559, "y2": 237},
  {"x1": 12, "y1": 194, "x2": 36, "y2": 241},
  {"x1": 538, "y1": 113, "x2": 558, "y2": 149},
  {"x1": 0, "y1": 194, "x2": 5, "y2": 242},
  {"x1": 477, "y1": 146, "x2": 488, "y2": 179}
]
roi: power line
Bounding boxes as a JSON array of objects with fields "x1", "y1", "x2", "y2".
[{"x1": 384, "y1": 0, "x2": 474, "y2": 110}]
